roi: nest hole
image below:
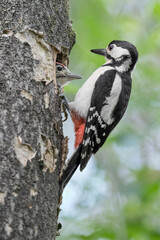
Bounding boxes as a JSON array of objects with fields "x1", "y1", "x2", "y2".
[{"x1": 56, "y1": 52, "x2": 68, "y2": 66}]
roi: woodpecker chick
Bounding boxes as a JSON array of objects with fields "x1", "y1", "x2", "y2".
[
  {"x1": 56, "y1": 62, "x2": 82, "y2": 121},
  {"x1": 60, "y1": 40, "x2": 138, "y2": 190},
  {"x1": 56, "y1": 62, "x2": 82, "y2": 87}
]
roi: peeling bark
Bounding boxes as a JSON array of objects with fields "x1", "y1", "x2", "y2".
[{"x1": 0, "y1": 0, "x2": 75, "y2": 239}]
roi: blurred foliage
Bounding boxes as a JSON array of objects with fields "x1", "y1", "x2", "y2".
[
  {"x1": 59, "y1": 0, "x2": 160, "y2": 239},
  {"x1": 60, "y1": 168, "x2": 160, "y2": 240}
]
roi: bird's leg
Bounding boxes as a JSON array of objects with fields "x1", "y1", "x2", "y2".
[
  {"x1": 58, "y1": 85, "x2": 70, "y2": 122},
  {"x1": 60, "y1": 94, "x2": 70, "y2": 113},
  {"x1": 61, "y1": 95, "x2": 70, "y2": 122}
]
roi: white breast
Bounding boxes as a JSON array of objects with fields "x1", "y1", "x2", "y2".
[{"x1": 70, "y1": 65, "x2": 114, "y2": 119}]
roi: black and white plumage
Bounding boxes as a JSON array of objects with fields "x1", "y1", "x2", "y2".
[{"x1": 60, "y1": 40, "x2": 138, "y2": 189}]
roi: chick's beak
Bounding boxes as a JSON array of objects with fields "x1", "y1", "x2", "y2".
[
  {"x1": 90, "y1": 48, "x2": 107, "y2": 57},
  {"x1": 66, "y1": 72, "x2": 82, "y2": 80}
]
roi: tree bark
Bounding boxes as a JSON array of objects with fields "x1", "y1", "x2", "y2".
[{"x1": 0, "y1": 1, "x2": 75, "y2": 239}]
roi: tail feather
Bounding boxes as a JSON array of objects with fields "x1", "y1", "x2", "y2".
[{"x1": 59, "y1": 144, "x2": 82, "y2": 190}]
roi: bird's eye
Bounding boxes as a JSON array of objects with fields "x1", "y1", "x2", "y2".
[
  {"x1": 57, "y1": 66, "x2": 63, "y2": 71},
  {"x1": 108, "y1": 44, "x2": 114, "y2": 51}
]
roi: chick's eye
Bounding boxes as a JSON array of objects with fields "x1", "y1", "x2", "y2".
[
  {"x1": 57, "y1": 66, "x2": 62, "y2": 71},
  {"x1": 109, "y1": 44, "x2": 114, "y2": 51}
]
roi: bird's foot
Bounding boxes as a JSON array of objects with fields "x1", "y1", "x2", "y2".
[{"x1": 59, "y1": 94, "x2": 70, "y2": 122}]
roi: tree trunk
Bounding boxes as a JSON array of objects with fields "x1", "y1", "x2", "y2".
[{"x1": 0, "y1": 1, "x2": 75, "y2": 239}]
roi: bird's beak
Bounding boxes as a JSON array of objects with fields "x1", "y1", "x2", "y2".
[
  {"x1": 66, "y1": 72, "x2": 82, "y2": 80},
  {"x1": 90, "y1": 48, "x2": 107, "y2": 57}
]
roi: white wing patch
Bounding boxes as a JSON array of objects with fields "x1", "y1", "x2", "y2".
[
  {"x1": 70, "y1": 66, "x2": 114, "y2": 119},
  {"x1": 100, "y1": 74, "x2": 122, "y2": 125}
]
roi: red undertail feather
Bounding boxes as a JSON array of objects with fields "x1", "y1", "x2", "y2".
[{"x1": 71, "y1": 110, "x2": 85, "y2": 148}]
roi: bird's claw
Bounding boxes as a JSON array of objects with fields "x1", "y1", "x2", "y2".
[{"x1": 59, "y1": 94, "x2": 70, "y2": 122}]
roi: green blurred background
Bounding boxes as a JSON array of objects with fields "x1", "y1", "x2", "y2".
[{"x1": 59, "y1": 0, "x2": 160, "y2": 239}]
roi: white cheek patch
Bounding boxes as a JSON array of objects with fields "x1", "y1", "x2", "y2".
[{"x1": 110, "y1": 44, "x2": 130, "y2": 59}]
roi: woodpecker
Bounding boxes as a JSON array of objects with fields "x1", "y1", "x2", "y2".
[
  {"x1": 56, "y1": 62, "x2": 82, "y2": 87},
  {"x1": 60, "y1": 40, "x2": 138, "y2": 189},
  {"x1": 56, "y1": 62, "x2": 82, "y2": 121}
]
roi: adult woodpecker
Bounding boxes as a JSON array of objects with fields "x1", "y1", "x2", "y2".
[
  {"x1": 60, "y1": 40, "x2": 138, "y2": 189},
  {"x1": 56, "y1": 62, "x2": 82, "y2": 87}
]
